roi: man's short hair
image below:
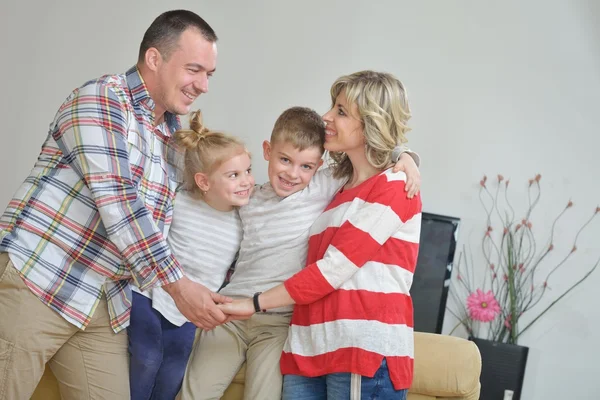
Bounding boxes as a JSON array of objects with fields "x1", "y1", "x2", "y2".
[
  {"x1": 270, "y1": 107, "x2": 325, "y2": 153},
  {"x1": 138, "y1": 10, "x2": 217, "y2": 63}
]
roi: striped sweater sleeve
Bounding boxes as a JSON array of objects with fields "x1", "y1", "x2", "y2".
[
  {"x1": 285, "y1": 173, "x2": 421, "y2": 304},
  {"x1": 52, "y1": 83, "x2": 182, "y2": 290}
]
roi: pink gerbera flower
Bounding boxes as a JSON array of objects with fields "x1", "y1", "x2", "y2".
[{"x1": 467, "y1": 289, "x2": 501, "y2": 322}]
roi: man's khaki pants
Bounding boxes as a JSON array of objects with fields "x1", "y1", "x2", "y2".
[
  {"x1": 179, "y1": 312, "x2": 292, "y2": 400},
  {"x1": 0, "y1": 252, "x2": 129, "y2": 400}
]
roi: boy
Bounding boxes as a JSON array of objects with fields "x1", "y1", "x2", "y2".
[{"x1": 178, "y1": 107, "x2": 420, "y2": 400}]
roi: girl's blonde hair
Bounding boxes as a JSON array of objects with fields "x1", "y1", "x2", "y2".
[
  {"x1": 174, "y1": 110, "x2": 249, "y2": 195},
  {"x1": 328, "y1": 70, "x2": 412, "y2": 180}
]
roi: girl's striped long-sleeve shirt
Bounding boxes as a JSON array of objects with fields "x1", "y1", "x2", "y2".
[{"x1": 281, "y1": 168, "x2": 422, "y2": 390}]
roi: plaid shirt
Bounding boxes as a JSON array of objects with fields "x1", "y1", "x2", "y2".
[{"x1": 0, "y1": 67, "x2": 183, "y2": 333}]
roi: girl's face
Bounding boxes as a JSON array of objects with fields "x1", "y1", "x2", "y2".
[
  {"x1": 198, "y1": 152, "x2": 254, "y2": 211},
  {"x1": 322, "y1": 91, "x2": 365, "y2": 155}
]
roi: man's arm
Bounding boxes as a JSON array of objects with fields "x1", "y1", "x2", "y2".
[
  {"x1": 52, "y1": 83, "x2": 230, "y2": 329},
  {"x1": 52, "y1": 83, "x2": 182, "y2": 290}
]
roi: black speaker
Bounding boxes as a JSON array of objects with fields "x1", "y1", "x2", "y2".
[{"x1": 411, "y1": 212, "x2": 460, "y2": 334}]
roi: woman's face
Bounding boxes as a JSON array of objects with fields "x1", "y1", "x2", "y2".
[{"x1": 322, "y1": 91, "x2": 365, "y2": 155}]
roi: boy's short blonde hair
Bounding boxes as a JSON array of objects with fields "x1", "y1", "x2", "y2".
[{"x1": 270, "y1": 107, "x2": 325, "y2": 153}]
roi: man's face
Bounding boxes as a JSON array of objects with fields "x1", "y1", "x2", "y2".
[
  {"x1": 263, "y1": 140, "x2": 323, "y2": 198},
  {"x1": 154, "y1": 28, "x2": 217, "y2": 116}
]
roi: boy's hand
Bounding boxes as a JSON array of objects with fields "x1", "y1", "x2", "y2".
[
  {"x1": 163, "y1": 277, "x2": 232, "y2": 330},
  {"x1": 392, "y1": 152, "x2": 421, "y2": 198},
  {"x1": 217, "y1": 298, "x2": 255, "y2": 318}
]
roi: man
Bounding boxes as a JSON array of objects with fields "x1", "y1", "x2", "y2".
[{"x1": 0, "y1": 10, "x2": 227, "y2": 399}]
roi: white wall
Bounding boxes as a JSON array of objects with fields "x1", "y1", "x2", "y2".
[{"x1": 1, "y1": 1, "x2": 599, "y2": 398}]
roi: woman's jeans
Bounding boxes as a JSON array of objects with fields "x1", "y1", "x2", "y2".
[
  {"x1": 127, "y1": 292, "x2": 196, "y2": 400},
  {"x1": 282, "y1": 358, "x2": 408, "y2": 399}
]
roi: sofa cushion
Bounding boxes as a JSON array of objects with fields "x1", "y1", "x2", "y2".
[
  {"x1": 410, "y1": 333, "x2": 481, "y2": 399},
  {"x1": 408, "y1": 394, "x2": 436, "y2": 400}
]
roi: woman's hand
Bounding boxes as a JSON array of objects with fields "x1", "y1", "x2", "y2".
[
  {"x1": 392, "y1": 152, "x2": 421, "y2": 198},
  {"x1": 217, "y1": 298, "x2": 255, "y2": 319}
]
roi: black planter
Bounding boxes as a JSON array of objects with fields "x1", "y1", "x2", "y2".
[{"x1": 470, "y1": 337, "x2": 529, "y2": 400}]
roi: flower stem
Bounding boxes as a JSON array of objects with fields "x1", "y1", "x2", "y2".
[
  {"x1": 448, "y1": 317, "x2": 470, "y2": 336},
  {"x1": 516, "y1": 257, "x2": 599, "y2": 340},
  {"x1": 507, "y1": 232, "x2": 519, "y2": 344}
]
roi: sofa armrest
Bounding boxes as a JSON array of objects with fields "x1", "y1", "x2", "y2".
[{"x1": 410, "y1": 333, "x2": 481, "y2": 400}]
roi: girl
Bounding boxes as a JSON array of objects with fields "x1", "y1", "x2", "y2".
[
  {"x1": 220, "y1": 71, "x2": 422, "y2": 399},
  {"x1": 128, "y1": 110, "x2": 254, "y2": 400}
]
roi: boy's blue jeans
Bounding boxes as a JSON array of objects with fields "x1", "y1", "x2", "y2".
[
  {"x1": 127, "y1": 292, "x2": 196, "y2": 400},
  {"x1": 282, "y1": 359, "x2": 408, "y2": 399}
]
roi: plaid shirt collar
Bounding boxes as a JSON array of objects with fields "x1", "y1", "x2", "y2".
[{"x1": 125, "y1": 66, "x2": 180, "y2": 135}]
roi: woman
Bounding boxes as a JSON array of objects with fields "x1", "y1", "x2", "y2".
[{"x1": 219, "y1": 70, "x2": 422, "y2": 399}]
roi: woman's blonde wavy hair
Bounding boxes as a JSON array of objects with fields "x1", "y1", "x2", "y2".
[
  {"x1": 328, "y1": 70, "x2": 412, "y2": 180},
  {"x1": 174, "y1": 110, "x2": 249, "y2": 195}
]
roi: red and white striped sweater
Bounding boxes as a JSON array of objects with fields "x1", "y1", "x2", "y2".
[{"x1": 281, "y1": 168, "x2": 422, "y2": 390}]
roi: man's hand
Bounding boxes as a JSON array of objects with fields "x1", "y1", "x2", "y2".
[
  {"x1": 217, "y1": 298, "x2": 255, "y2": 319},
  {"x1": 392, "y1": 152, "x2": 421, "y2": 198},
  {"x1": 163, "y1": 277, "x2": 232, "y2": 330}
]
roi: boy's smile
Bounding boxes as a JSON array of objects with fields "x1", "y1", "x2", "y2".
[{"x1": 262, "y1": 140, "x2": 323, "y2": 198}]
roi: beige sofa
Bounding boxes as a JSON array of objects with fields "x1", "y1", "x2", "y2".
[{"x1": 33, "y1": 332, "x2": 480, "y2": 400}]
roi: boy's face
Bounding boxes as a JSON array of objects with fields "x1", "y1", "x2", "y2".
[{"x1": 263, "y1": 140, "x2": 323, "y2": 198}]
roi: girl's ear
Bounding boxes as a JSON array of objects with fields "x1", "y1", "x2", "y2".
[{"x1": 194, "y1": 172, "x2": 210, "y2": 192}]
